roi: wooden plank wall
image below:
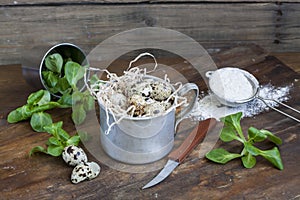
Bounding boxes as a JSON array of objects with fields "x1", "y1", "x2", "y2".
[{"x1": 0, "y1": 0, "x2": 300, "y2": 65}]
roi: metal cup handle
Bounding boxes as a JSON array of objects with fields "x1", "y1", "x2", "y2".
[{"x1": 174, "y1": 83, "x2": 199, "y2": 131}]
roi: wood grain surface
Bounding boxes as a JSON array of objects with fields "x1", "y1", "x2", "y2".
[
  {"x1": 1, "y1": 0, "x2": 299, "y2": 5},
  {"x1": 1, "y1": 1, "x2": 300, "y2": 66},
  {"x1": 271, "y1": 52, "x2": 300, "y2": 73},
  {"x1": 0, "y1": 45, "x2": 299, "y2": 200}
]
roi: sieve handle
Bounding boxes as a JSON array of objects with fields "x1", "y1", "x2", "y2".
[
  {"x1": 174, "y1": 83, "x2": 199, "y2": 131},
  {"x1": 257, "y1": 96, "x2": 300, "y2": 123}
]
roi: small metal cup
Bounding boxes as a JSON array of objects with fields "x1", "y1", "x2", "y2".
[
  {"x1": 99, "y1": 75, "x2": 199, "y2": 164},
  {"x1": 22, "y1": 43, "x2": 88, "y2": 97}
]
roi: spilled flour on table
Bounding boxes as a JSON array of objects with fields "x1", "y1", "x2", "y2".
[{"x1": 189, "y1": 83, "x2": 293, "y2": 121}]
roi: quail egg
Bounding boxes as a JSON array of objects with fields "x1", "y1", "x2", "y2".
[
  {"x1": 129, "y1": 94, "x2": 147, "y2": 116},
  {"x1": 144, "y1": 102, "x2": 166, "y2": 116},
  {"x1": 71, "y1": 161, "x2": 101, "y2": 184},
  {"x1": 126, "y1": 80, "x2": 153, "y2": 97},
  {"x1": 160, "y1": 100, "x2": 173, "y2": 111},
  {"x1": 62, "y1": 145, "x2": 88, "y2": 166},
  {"x1": 151, "y1": 81, "x2": 172, "y2": 101},
  {"x1": 110, "y1": 92, "x2": 128, "y2": 109}
]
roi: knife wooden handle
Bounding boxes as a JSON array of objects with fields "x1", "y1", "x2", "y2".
[{"x1": 168, "y1": 118, "x2": 217, "y2": 163}]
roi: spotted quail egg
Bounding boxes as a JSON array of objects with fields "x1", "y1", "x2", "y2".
[
  {"x1": 127, "y1": 81, "x2": 153, "y2": 97},
  {"x1": 71, "y1": 161, "x2": 101, "y2": 184},
  {"x1": 62, "y1": 145, "x2": 88, "y2": 166},
  {"x1": 151, "y1": 81, "x2": 172, "y2": 101},
  {"x1": 160, "y1": 100, "x2": 173, "y2": 111},
  {"x1": 110, "y1": 92, "x2": 128, "y2": 109},
  {"x1": 129, "y1": 94, "x2": 147, "y2": 116},
  {"x1": 144, "y1": 102, "x2": 166, "y2": 116},
  {"x1": 86, "y1": 161, "x2": 101, "y2": 179}
]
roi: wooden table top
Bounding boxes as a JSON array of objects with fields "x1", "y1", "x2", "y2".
[{"x1": 1, "y1": 45, "x2": 299, "y2": 200}]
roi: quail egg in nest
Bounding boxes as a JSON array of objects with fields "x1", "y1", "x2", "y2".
[
  {"x1": 144, "y1": 102, "x2": 166, "y2": 116},
  {"x1": 126, "y1": 80, "x2": 153, "y2": 98},
  {"x1": 129, "y1": 94, "x2": 147, "y2": 116},
  {"x1": 110, "y1": 92, "x2": 128, "y2": 109},
  {"x1": 150, "y1": 81, "x2": 172, "y2": 101}
]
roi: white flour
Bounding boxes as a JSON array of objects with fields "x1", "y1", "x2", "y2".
[
  {"x1": 189, "y1": 83, "x2": 292, "y2": 121},
  {"x1": 209, "y1": 69, "x2": 254, "y2": 102}
]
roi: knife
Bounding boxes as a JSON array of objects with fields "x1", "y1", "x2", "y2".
[{"x1": 142, "y1": 118, "x2": 217, "y2": 189}]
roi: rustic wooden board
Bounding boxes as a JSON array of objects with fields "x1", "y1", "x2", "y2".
[
  {"x1": 1, "y1": 1, "x2": 300, "y2": 66},
  {"x1": 0, "y1": 45, "x2": 299, "y2": 199},
  {"x1": 271, "y1": 52, "x2": 300, "y2": 73},
  {"x1": 0, "y1": 0, "x2": 298, "y2": 5},
  {"x1": 277, "y1": 3, "x2": 300, "y2": 50}
]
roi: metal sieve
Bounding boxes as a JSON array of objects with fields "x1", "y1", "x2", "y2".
[{"x1": 206, "y1": 67, "x2": 300, "y2": 123}]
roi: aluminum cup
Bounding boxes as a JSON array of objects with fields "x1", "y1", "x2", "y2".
[
  {"x1": 22, "y1": 43, "x2": 89, "y2": 98},
  {"x1": 98, "y1": 75, "x2": 199, "y2": 164}
]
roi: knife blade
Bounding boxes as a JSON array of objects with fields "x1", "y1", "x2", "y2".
[{"x1": 142, "y1": 118, "x2": 217, "y2": 189}]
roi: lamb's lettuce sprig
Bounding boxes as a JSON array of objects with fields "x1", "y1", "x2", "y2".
[
  {"x1": 7, "y1": 53, "x2": 97, "y2": 157},
  {"x1": 29, "y1": 114, "x2": 80, "y2": 157},
  {"x1": 206, "y1": 112, "x2": 283, "y2": 170}
]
